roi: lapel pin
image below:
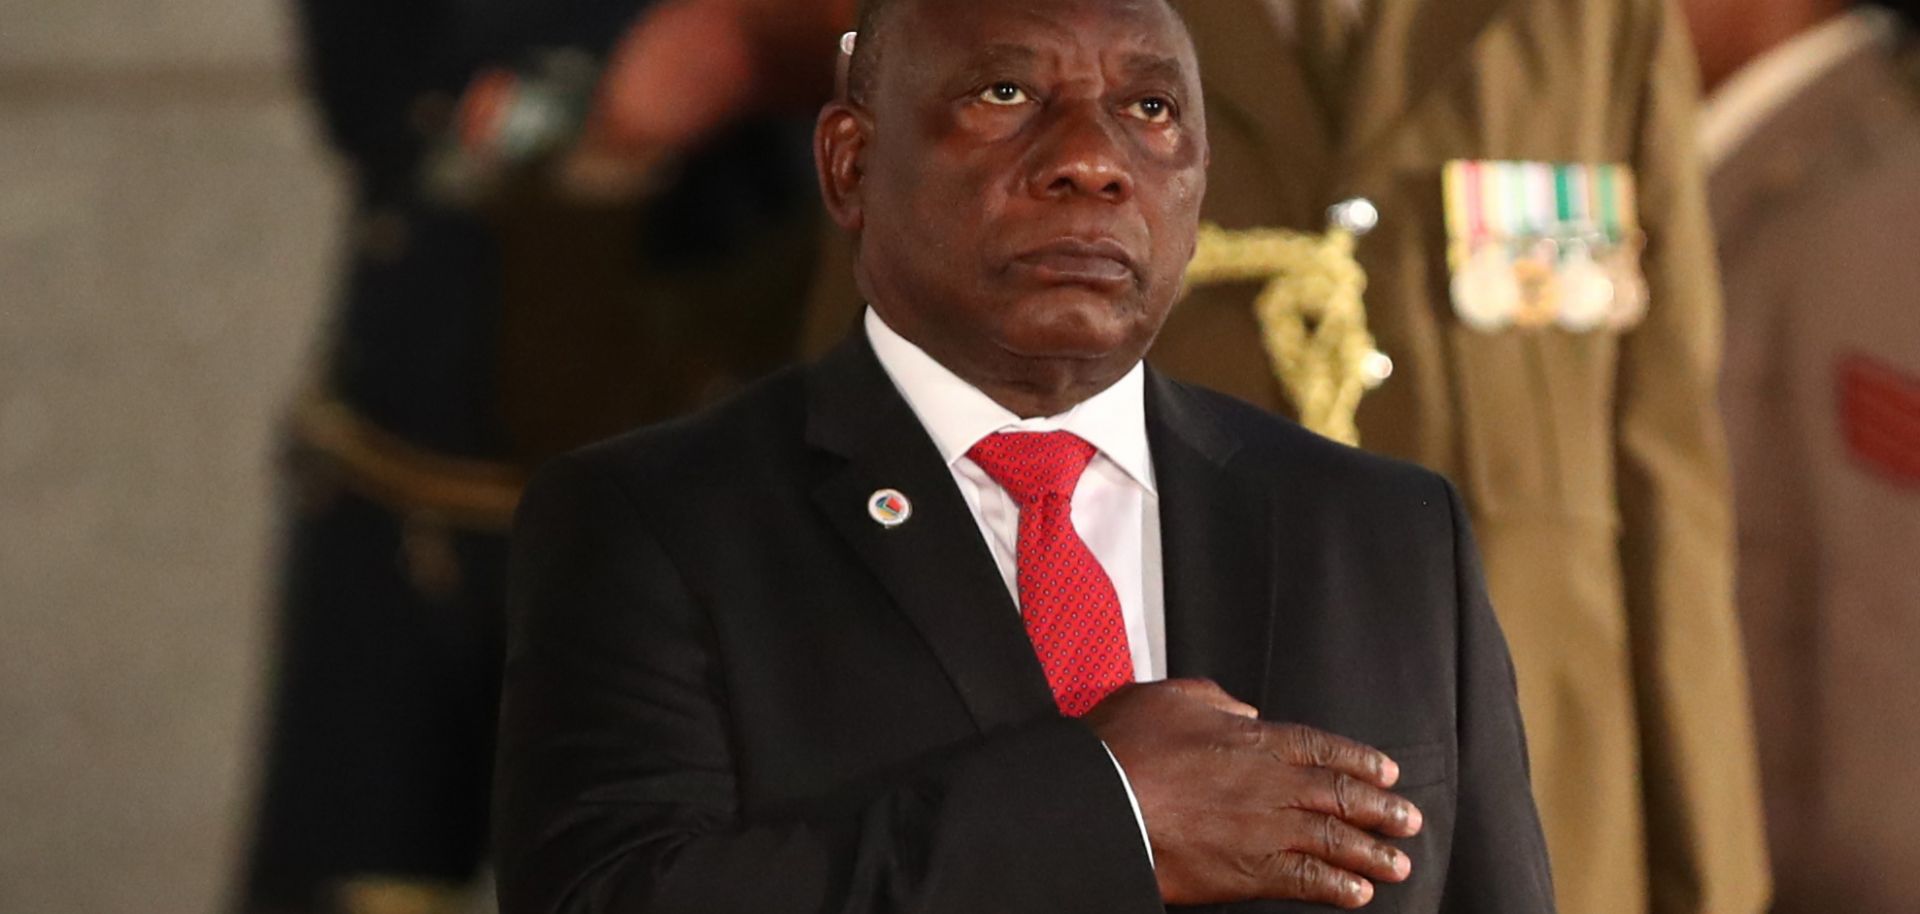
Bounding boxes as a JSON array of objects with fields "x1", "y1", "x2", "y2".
[{"x1": 868, "y1": 489, "x2": 912, "y2": 528}]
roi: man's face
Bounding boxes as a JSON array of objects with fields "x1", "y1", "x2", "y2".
[{"x1": 824, "y1": 0, "x2": 1208, "y2": 405}]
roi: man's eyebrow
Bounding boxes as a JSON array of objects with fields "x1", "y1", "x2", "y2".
[
  {"x1": 957, "y1": 43, "x2": 1042, "y2": 76},
  {"x1": 947, "y1": 44, "x2": 1190, "y2": 91},
  {"x1": 1118, "y1": 53, "x2": 1190, "y2": 88}
]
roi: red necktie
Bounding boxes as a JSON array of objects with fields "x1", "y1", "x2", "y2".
[{"x1": 966, "y1": 431, "x2": 1134, "y2": 717}]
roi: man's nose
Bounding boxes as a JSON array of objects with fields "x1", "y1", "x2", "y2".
[{"x1": 1026, "y1": 103, "x2": 1135, "y2": 204}]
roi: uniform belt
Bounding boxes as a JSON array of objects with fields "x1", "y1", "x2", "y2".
[{"x1": 290, "y1": 394, "x2": 525, "y2": 531}]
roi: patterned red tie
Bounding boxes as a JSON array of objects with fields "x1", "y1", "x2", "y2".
[{"x1": 966, "y1": 431, "x2": 1134, "y2": 717}]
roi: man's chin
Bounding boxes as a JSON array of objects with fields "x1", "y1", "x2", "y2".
[
  {"x1": 995, "y1": 329, "x2": 1134, "y2": 364},
  {"x1": 994, "y1": 288, "x2": 1147, "y2": 359}
]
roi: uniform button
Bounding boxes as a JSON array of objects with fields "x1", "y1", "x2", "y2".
[
  {"x1": 1361, "y1": 349, "x2": 1395, "y2": 389},
  {"x1": 1328, "y1": 197, "x2": 1379, "y2": 236}
]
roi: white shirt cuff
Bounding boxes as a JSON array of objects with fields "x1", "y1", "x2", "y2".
[{"x1": 1100, "y1": 740, "x2": 1154, "y2": 868}]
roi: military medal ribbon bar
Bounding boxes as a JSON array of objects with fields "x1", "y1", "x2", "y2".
[{"x1": 1443, "y1": 160, "x2": 1649, "y2": 333}]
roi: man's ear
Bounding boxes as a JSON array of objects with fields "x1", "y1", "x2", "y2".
[{"x1": 815, "y1": 102, "x2": 870, "y2": 233}]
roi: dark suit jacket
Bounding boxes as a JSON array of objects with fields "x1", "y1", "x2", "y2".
[{"x1": 493, "y1": 331, "x2": 1556, "y2": 914}]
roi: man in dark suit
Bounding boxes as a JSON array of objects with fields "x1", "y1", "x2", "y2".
[{"x1": 493, "y1": 0, "x2": 1555, "y2": 910}]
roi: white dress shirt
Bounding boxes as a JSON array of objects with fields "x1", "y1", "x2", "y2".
[
  {"x1": 1699, "y1": 7, "x2": 1900, "y2": 168},
  {"x1": 864, "y1": 307, "x2": 1168, "y2": 681},
  {"x1": 864, "y1": 307, "x2": 1164, "y2": 861}
]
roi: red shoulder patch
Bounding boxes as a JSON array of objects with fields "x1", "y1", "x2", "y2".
[{"x1": 1838, "y1": 353, "x2": 1920, "y2": 488}]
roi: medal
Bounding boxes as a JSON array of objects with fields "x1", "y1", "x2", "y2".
[
  {"x1": 1513, "y1": 237, "x2": 1562, "y2": 327},
  {"x1": 1604, "y1": 237, "x2": 1650, "y2": 330},
  {"x1": 1451, "y1": 242, "x2": 1521, "y2": 330},
  {"x1": 1555, "y1": 242, "x2": 1614, "y2": 331},
  {"x1": 1589, "y1": 164, "x2": 1648, "y2": 331},
  {"x1": 1443, "y1": 160, "x2": 1649, "y2": 334}
]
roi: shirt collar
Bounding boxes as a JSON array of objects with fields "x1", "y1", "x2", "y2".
[
  {"x1": 864, "y1": 307, "x2": 1157, "y2": 494},
  {"x1": 1699, "y1": 7, "x2": 1899, "y2": 168}
]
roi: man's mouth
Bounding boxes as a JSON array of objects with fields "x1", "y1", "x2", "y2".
[{"x1": 1009, "y1": 238, "x2": 1138, "y2": 288}]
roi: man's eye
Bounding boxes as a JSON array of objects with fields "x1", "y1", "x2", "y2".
[
  {"x1": 1127, "y1": 96, "x2": 1174, "y2": 123},
  {"x1": 979, "y1": 83, "x2": 1031, "y2": 106}
]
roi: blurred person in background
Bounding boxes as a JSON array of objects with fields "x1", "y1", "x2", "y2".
[
  {"x1": 1683, "y1": 0, "x2": 1920, "y2": 910},
  {"x1": 236, "y1": 1, "x2": 849, "y2": 912},
  {"x1": 797, "y1": 2, "x2": 1774, "y2": 913}
]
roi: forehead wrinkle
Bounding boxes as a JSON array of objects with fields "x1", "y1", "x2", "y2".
[
  {"x1": 951, "y1": 42, "x2": 1190, "y2": 89},
  {"x1": 880, "y1": 0, "x2": 1196, "y2": 105},
  {"x1": 959, "y1": 1, "x2": 1173, "y2": 60},
  {"x1": 960, "y1": 43, "x2": 1042, "y2": 72}
]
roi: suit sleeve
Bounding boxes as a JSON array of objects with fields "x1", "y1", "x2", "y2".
[
  {"x1": 492, "y1": 455, "x2": 1163, "y2": 914},
  {"x1": 1613, "y1": 3, "x2": 1772, "y2": 913},
  {"x1": 1437, "y1": 479, "x2": 1559, "y2": 914}
]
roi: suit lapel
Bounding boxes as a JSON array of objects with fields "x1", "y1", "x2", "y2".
[
  {"x1": 805, "y1": 333, "x2": 1056, "y2": 734},
  {"x1": 1150, "y1": 373, "x2": 1380, "y2": 727},
  {"x1": 1147, "y1": 372, "x2": 1278, "y2": 706},
  {"x1": 805, "y1": 339, "x2": 1321, "y2": 722}
]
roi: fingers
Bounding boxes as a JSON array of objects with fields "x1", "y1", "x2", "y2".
[
  {"x1": 1161, "y1": 678, "x2": 1260, "y2": 719},
  {"x1": 1268, "y1": 723, "x2": 1399, "y2": 787},
  {"x1": 1272, "y1": 810, "x2": 1412, "y2": 884},
  {"x1": 1264, "y1": 850, "x2": 1379, "y2": 909},
  {"x1": 1291, "y1": 768, "x2": 1424, "y2": 838}
]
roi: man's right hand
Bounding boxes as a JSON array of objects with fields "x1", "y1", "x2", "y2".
[{"x1": 1084, "y1": 679, "x2": 1423, "y2": 909}]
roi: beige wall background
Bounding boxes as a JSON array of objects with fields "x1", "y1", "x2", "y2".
[{"x1": 0, "y1": 0, "x2": 345, "y2": 910}]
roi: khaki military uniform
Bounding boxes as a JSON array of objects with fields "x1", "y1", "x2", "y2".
[
  {"x1": 1712, "y1": 23, "x2": 1920, "y2": 914},
  {"x1": 799, "y1": 2, "x2": 1770, "y2": 913}
]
